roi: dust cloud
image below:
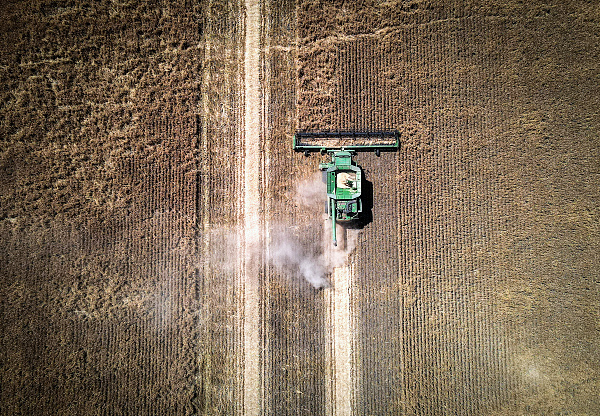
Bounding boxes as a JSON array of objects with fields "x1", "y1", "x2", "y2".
[
  {"x1": 202, "y1": 224, "x2": 357, "y2": 289},
  {"x1": 199, "y1": 174, "x2": 359, "y2": 289},
  {"x1": 267, "y1": 228, "x2": 330, "y2": 289},
  {"x1": 266, "y1": 223, "x2": 358, "y2": 289},
  {"x1": 270, "y1": 173, "x2": 359, "y2": 288},
  {"x1": 295, "y1": 170, "x2": 327, "y2": 208}
]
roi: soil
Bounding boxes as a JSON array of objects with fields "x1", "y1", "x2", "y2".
[{"x1": 1, "y1": 0, "x2": 599, "y2": 415}]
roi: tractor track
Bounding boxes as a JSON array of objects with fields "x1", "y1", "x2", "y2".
[{"x1": 325, "y1": 263, "x2": 355, "y2": 416}]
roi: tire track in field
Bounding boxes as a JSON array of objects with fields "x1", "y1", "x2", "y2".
[
  {"x1": 243, "y1": 0, "x2": 262, "y2": 414},
  {"x1": 329, "y1": 264, "x2": 354, "y2": 416},
  {"x1": 323, "y1": 224, "x2": 357, "y2": 416}
]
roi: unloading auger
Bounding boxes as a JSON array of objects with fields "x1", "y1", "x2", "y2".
[{"x1": 293, "y1": 131, "x2": 400, "y2": 246}]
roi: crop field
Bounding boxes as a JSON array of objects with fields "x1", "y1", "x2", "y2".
[{"x1": 1, "y1": 0, "x2": 599, "y2": 415}]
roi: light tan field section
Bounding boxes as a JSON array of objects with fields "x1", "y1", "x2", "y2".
[{"x1": 1, "y1": 0, "x2": 599, "y2": 415}]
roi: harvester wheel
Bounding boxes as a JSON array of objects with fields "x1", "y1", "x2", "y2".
[
  {"x1": 304, "y1": 150, "x2": 310, "y2": 157},
  {"x1": 375, "y1": 148, "x2": 381, "y2": 157}
]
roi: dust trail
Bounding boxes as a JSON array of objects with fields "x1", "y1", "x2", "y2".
[
  {"x1": 202, "y1": 224, "x2": 356, "y2": 290},
  {"x1": 203, "y1": 173, "x2": 358, "y2": 291},
  {"x1": 295, "y1": 170, "x2": 327, "y2": 209},
  {"x1": 243, "y1": 0, "x2": 261, "y2": 414},
  {"x1": 267, "y1": 228, "x2": 329, "y2": 289},
  {"x1": 263, "y1": 173, "x2": 359, "y2": 289}
]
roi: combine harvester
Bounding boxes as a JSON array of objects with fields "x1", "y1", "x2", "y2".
[{"x1": 293, "y1": 131, "x2": 400, "y2": 246}]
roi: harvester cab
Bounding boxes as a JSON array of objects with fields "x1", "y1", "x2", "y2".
[{"x1": 293, "y1": 131, "x2": 400, "y2": 246}]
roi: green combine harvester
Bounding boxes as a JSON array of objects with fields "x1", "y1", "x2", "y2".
[{"x1": 293, "y1": 131, "x2": 400, "y2": 246}]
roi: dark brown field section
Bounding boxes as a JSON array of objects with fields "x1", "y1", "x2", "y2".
[
  {"x1": 295, "y1": 0, "x2": 600, "y2": 414},
  {"x1": 1, "y1": 0, "x2": 599, "y2": 416}
]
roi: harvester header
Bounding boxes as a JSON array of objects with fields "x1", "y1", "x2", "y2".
[{"x1": 293, "y1": 130, "x2": 399, "y2": 156}]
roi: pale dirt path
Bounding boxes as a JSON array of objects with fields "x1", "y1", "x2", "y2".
[
  {"x1": 332, "y1": 265, "x2": 354, "y2": 416},
  {"x1": 325, "y1": 224, "x2": 356, "y2": 416},
  {"x1": 243, "y1": 0, "x2": 262, "y2": 414}
]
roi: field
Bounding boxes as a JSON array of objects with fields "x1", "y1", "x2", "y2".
[{"x1": 1, "y1": 0, "x2": 599, "y2": 415}]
